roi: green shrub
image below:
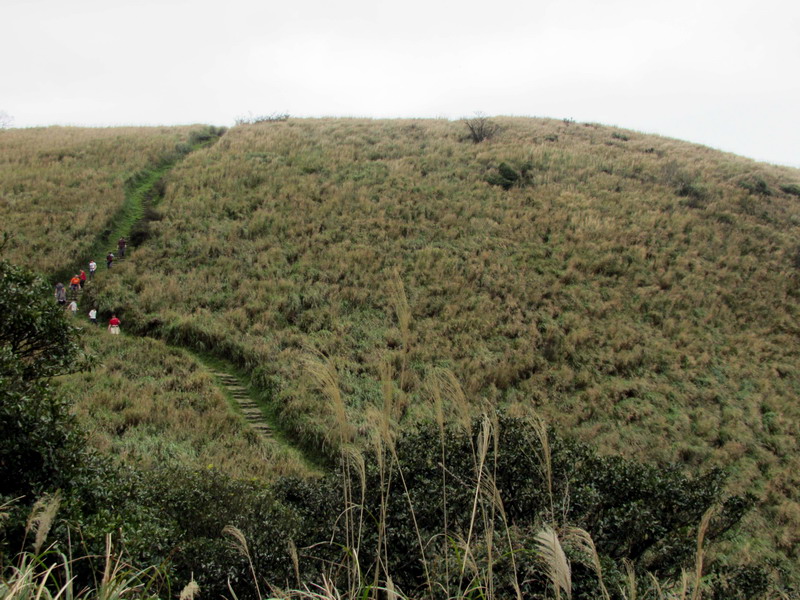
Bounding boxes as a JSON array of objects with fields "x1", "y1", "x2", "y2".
[
  {"x1": 710, "y1": 564, "x2": 771, "y2": 600},
  {"x1": 188, "y1": 125, "x2": 226, "y2": 146},
  {"x1": 271, "y1": 414, "x2": 760, "y2": 598},
  {"x1": 780, "y1": 183, "x2": 800, "y2": 197},
  {"x1": 739, "y1": 176, "x2": 772, "y2": 196},
  {"x1": 0, "y1": 254, "x2": 88, "y2": 499},
  {"x1": 129, "y1": 467, "x2": 301, "y2": 599},
  {"x1": 487, "y1": 161, "x2": 533, "y2": 190}
]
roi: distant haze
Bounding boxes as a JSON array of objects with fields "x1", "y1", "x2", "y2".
[{"x1": 3, "y1": 0, "x2": 798, "y2": 167}]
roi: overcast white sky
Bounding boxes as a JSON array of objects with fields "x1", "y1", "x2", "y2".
[{"x1": 2, "y1": 0, "x2": 798, "y2": 167}]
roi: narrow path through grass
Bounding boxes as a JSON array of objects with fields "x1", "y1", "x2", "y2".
[{"x1": 63, "y1": 134, "x2": 324, "y2": 473}]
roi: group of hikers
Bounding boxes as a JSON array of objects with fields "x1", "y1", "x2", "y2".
[{"x1": 53, "y1": 237, "x2": 126, "y2": 334}]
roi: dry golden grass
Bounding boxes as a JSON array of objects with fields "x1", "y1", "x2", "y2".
[
  {"x1": 57, "y1": 327, "x2": 313, "y2": 481},
  {"x1": 0, "y1": 125, "x2": 197, "y2": 275}
]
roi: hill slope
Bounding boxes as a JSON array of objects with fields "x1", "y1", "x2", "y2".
[
  {"x1": 0, "y1": 125, "x2": 208, "y2": 275},
  {"x1": 4, "y1": 117, "x2": 800, "y2": 579}
]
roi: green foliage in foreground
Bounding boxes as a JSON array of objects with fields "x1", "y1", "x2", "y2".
[
  {"x1": 0, "y1": 253, "x2": 87, "y2": 498},
  {"x1": 1, "y1": 419, "x2": 769, "y2": 600},
  {"x1": 265, "y1": 417, "x2": 764, "y2": 600}
]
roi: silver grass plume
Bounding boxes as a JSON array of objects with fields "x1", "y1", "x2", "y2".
[
  {"x1": 26, "y1": 491, "x2": 61, "y2": 554},
  {"x1": 535, "y1": 525, "x2": 571, "y2": 600}
]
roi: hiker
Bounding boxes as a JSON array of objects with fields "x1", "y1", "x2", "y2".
[
  {"x1": 88, "y1": 307, "x2": 97, "y2": 325},
  {"x1": 79, "y1": 269, "x2": 87, "y2": 288},
  {"x1": 68, "y1": 300, "x2": 78, "y2": 316},
  {"x1": 88, "y1": 260, "x2": 97, "y2": 278},
  {"x1": 118, "y1": 237, "x2": 127, "y2": 258},
  {"x1": 108, "y1": 314, "x2": 121, "y2": 334},
  {"x1": 106, "y1": 252, "x2": 114, "y2": 269},
  {"x1": 54, "y1": 283, "x2": 66, "y2": 305},
  {"x1": 69, "y1": 275, "x2": 81, "y2": 293}
]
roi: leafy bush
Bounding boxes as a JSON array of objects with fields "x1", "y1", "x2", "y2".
[
  {"x1": 739, "y1": 176, "x2": 772, "y2": 196},
  {"x1": 677, "y1": 180, "x2": 710, "y2": 207},
  {"x1": 188, "y1": 125, "x2": 226, "y2": 145},
  {"x1": 127, "y1": 467, "x2": 301, "y2": 599},
  {"x1": 0, "y1": 253, "x2": 88, "y2": 499},
  {"x1": 793, "y1": 246, "x2": 800, "y2": 270},
  {"x1": 780, "y1": 183, "x2": 800, "y2": 197},
  {"x1": 487, "y1": 161, "x2": 533, "y2": 190},
  {"x1": 261, "y1": 414, "x2": 760, "y2": 598},
  {"x1": 710, "y1": 565, "x2": 771, "y2": 600},
  {"x1": 663, "y1": 161, "x2": 709, "y2": 206}
]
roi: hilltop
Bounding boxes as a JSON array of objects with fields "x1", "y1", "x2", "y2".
[{"x1": 2, "y1": 118, "x2": 800, "y2": 595}]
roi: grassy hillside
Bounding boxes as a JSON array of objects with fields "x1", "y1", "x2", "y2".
[
  {"x1": 84, "y1": 117, "x2": 800, "y2": 572},
  {"x1": 4, "y1": 117, "x2": 800, "y2": 589},
  {"x1": 0, "y1": 125, "x2": 204, "y2": 275},
  {"x1": 57, "y1": 327, "x2": 314, "y2": 481}
]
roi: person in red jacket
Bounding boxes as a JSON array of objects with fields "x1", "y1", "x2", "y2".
[
  {"x1": 79, "y1": 270, "x2": 87, "y2": 288},
  {"x1": 108, "y1": 314, "x2": 121, "y2": 335}
]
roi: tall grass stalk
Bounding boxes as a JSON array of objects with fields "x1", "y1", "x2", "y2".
[
  {"x1": 179, "y1": 576, "x2": 200, "y2": 600},
  {"x1": 387, "y1": 436, "x2": 433, "y2": 600},
  {"x1": 564, "y1": 526, "x2": 609, "y2": 600},
  {"x1": 535, "y1": 526, "x2": 572, "y2": 600},
  {"x1": 461, "y1": 413, "x2": 497, "y2": 588},
  {"x1": 25, "y1": 492, "x2": 61, "y2": 555},
  {"x1": 223, "y1": 525, "x2": 263, "y2": 600},
  {"x1": 529, "y1": 416, "x2": 555, "y2": 522},
  {"x1": 689, "y1": 506, "x2": 716, "y2": 600},
  {"x1": 368, "y1": 360, "x2": 401, "y2": 592},
  {"x1": 621, "y1": 559, "x2": 637, "y2": 600},
  {"x1": 303, "y1": 352, "x2": 365, "y2": 597}
]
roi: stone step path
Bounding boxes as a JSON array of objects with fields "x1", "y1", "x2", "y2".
[{"x1": 211, "y1": 371, "x2": 273, "y2": 438}]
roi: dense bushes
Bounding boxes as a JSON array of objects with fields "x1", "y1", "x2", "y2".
[
  {"x1": 0, "y1": 254, "x2": 87, "y2": 499},
  {"x1": 345, "y1": 415, "x2": 758, "y2": 597},
  {"x1": 213, "y1": 413, "x2": 759, "y2": 598}
]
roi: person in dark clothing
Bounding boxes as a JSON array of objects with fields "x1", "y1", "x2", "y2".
[{"x1": 54, "y1": 283, "x2": 66, "y2": 305}]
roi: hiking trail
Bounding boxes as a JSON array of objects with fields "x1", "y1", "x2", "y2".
[
  {"x1": 211, "y1": 370, "x2": 273, "y2": 439},
  {"x1": 63, "y1": 133, "x2": 316, "y2": 466}
]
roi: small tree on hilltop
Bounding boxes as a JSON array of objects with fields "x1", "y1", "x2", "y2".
[{"x1": 463, "y1": 112, "x2": 500, "y2": 143}]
